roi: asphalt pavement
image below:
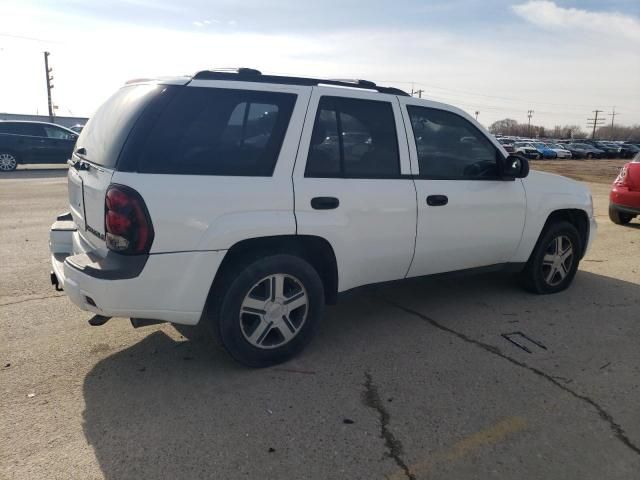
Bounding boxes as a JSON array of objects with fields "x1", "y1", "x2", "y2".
[{"x1": 1, "y1": 168, "x2": 639, "y2": 479}]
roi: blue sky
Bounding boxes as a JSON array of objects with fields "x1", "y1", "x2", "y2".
[{"x1": 1, "y1": 0, "x2": 639, "y2": 129}]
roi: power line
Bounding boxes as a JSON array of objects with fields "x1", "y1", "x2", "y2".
[
  {"x1": 586, "y1": 110, "x2": 605, "y2": 139},
  {"x1": 608, "y1": 107, "x2": 620, "y2": 138}
]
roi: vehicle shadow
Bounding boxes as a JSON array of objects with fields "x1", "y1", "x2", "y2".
[{"x1": 82, "y1": 270, "x2": 640, "y2": 479}]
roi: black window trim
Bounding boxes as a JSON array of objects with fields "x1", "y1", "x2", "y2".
[
  {"x1": 304, "y1": 95, "x2": 405, "y2": 180},
  {"x1": 406, "y1": 104, "x2": 508, "y2": 182}
]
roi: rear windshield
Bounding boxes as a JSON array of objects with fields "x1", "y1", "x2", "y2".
[{"x1": 76, "y1": 84, "x2": 170, "y2": 168}]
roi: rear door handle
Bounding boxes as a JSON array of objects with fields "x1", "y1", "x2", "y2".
[
  {"x1": 311, "y1": 197, "x2": 339, "y2": 210},
  {"x1": 426, "y1": 195, "x2": 448, "y2": 206}
]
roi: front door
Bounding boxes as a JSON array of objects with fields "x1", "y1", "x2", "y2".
[{"x1": 400, "y1": 99, "x2": 526, "y2": 277}]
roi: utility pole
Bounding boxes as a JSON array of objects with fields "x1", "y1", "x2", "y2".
[
  {"x1": 43, "y1": 51, "x2": 54, "y2": 121},
  {"x1": 587, "y1": 110, "x2": 605, "y2": 139},
  {"x1": 474, "y1": 111, "x2": 479, "y2": 121},
  {"x1": 608, "y1": 107, "x2": 619, "y2": 140},
  {"x1": 527, "y1": 110, "x2": 534, "y2": 137},
  {"x1": 412, "y1": 89, "x2": 424, "y2": 99}
]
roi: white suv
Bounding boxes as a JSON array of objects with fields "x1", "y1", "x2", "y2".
[{"x1": 49, "y1": 69, "x2": 596, "y2": 367}]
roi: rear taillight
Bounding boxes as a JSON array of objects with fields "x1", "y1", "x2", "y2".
[
  {"x1": 104, "y1": 184, "x2": 154, "y2": 255},
  {"x1": 614, "y1": 165, "x2": 629, "y2": 187}
]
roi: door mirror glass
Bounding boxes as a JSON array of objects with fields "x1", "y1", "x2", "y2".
[{"x1": 503, "y1": 155, "x2": 529, "y2": 179}]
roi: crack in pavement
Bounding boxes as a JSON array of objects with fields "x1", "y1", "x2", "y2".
[
  {"x1": 362, "y1": 372, "x2": 416, "y2": 480},
  {"x1": 383, "y1": 298, "x2": 640, "y2": 457},
  {"x1": 0, "y1": 294, "x2": 64, "y2": 307}
]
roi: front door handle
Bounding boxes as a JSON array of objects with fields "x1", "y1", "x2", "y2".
[
  {"x1": 426, "y1": 195, "x2": 448, "y2": 206},
  {"x1": 311, "y1": 197, "x2": 339, "y2": 210}
]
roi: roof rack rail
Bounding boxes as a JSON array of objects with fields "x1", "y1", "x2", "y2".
[{"x1": 191, "y1": 69, "x2": 409, "y2": 96}]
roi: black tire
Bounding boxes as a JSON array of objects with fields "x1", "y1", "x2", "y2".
[
  {"x1": 519, "y1": 221, "x2": 582, "y2": 294},
  {"x1": 0, "y1": 151, "x2": 18, "y2": 172},
  {"x1": 209, "y1": 254, "x2": 325, "y2": 367},
  {"x1": 586, "y1": 153, "x2": 594, "y2": 159},
  {"x1": 609, "y1": 205, "x2": 633, "y2": 225}
]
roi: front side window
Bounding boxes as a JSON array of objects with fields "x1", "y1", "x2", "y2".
[
  {"x1": 305, "y1": 96, "x2": 400, "y2": 178},
  {"x1": 44, "y1": 125, "x2": 75, "y2": 140},
  {"x1": 407, "y1": 106, "x2": 500, "y2": 179},
  {"x1": 138, "y1": 87, "x2": 296, "y2": 176}
]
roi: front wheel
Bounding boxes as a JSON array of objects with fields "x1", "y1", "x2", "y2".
[
  {"x1": 520, "y1": 221, "x2": 582, "y2": 294},
  {"x1": 609, "y1": 205, "x2": 633, "y2": 225},
  {"x1": 0, "y1": 152, "x2": 18, "y2": 172},
  {"x1": 211, "y1": 254, "x2": 325, "y2": 367}
]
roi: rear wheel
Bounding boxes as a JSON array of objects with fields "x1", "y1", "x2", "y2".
[
  {"x1": 209, "y1": 254, "x2": 325, "y2": 367},
  {"x1": 586, "y1": 153, "x2": 594, "y2": 159},
  {"x1": 0, "y1": 152, "x2": 18, "y2": 172},
  {"x1": 609, "y1": 205, "x2": 633, "y2": 225},
  {"x1": 520, "y1": 221, "x2": 581, "y2": 294}
]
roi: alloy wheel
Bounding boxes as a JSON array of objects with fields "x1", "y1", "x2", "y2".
[
  {"x1": 541, "y1": 235, "x2": 574, "y2": 286},
  {"x1": 0, "y1": 153, "x2": 17, "y2": 171},
  {"x1": 239, "y1": 273, "x2": 308, "y2": 349}
]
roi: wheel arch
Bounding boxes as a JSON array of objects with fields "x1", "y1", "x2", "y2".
[
  {"x1": 540, "y1": 208, "x2": 590, "y2": 258},
  {"x1": 211, "y1": 235, "x2": 339, "y2": 306}
]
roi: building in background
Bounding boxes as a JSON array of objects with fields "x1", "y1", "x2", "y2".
[{"x1": 0, "y1": 113, "x2": 88, "y2": 129}]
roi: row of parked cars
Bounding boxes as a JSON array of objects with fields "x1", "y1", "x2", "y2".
[{"x1": 495, "y1": 136, "x2": 640, "y2": 160}]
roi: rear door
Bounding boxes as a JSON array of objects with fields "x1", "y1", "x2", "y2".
[
  {"x1": 293, "y1": 88, "x2": 417, "y2": 292},
  {"x1": 7, "y1": 123, "x2": 48, "y2": 163},
  {"x1": 400, "y1": 99, "x2": 526, "y2": 276}
]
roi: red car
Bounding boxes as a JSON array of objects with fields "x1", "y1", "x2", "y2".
[{"x1": 609, "y1": 154, "x2": 640, "y2": 225}]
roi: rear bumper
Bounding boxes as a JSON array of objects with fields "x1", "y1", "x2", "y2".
[
  {"x1": 610, "y1": 203, "x2": 640, "y2": 216},
  {"x1": 50, "y1": 215, "x2": 226, "y2": 325},
  {"x1": 610, "y1": 186, "x2": 640, "y2": 214}
]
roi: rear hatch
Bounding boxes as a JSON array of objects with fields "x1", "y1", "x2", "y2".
[{"x1": 68, "y1": 83, "x2": 178, "y2": 252}]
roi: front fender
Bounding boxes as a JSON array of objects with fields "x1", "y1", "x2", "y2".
[{"x1": 512, "y1": 170, "x2": 593, "y2": 262}]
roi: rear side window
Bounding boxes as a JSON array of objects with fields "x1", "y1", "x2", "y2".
[
  {"x1": 0, "y1": 122, "x2": 45, "y2": 136},
  {"x1": 136, "y1": 88, "x2": 296, "y2": 176},
  {"x1": 76, "y1": 84, "x2": 169, "y2": 168},
  {"x1": 305, "y1": 96, "x2": 400, "y2": 178}
]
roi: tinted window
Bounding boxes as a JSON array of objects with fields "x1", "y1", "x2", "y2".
[
  {"x1": 407, "y1": 106, "x2": 499, "y2": 179},
  {"x1": 76, "y1": 84, "x2": 169, "y2": 168},
  {"x1": 0, "y1": 122, "x2": 46, "y2": 136},
  {"x1": 305, "y1": 96, "x2": 400, "y2": 178},
  {"x1": 137, "y1": 88, "x2": 296, "y2": 176},
  {"x1": 44, "y1": 125, "x2": 75, "y2": 140}
]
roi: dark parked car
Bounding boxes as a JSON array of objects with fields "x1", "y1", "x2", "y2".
[
  {"x1": 581, "y1": 140, "x2": 621, "y2": 158},
  {"x1": 0, "y1": 121, "x2": 77, "y2": 171},
  {"x1": 561, "y1": 143, "x2": 605, "y2": 159},
  {"x1": 620, "y1": 143, "x2": 640, "y2": 159}
]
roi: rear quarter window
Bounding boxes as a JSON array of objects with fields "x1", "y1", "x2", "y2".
[
  {"x1": 76, "y1": 84, "x2": 172, "y2": 168},
  {"x1": 133, "y1": 87, "x2": 297, "y2": 176}
]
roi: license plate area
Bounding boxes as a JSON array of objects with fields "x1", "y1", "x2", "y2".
[{"x1": 67, "y1": 168, "x2": 85, "y2": 230}]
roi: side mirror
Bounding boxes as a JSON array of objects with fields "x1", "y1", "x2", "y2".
[{"x1": 502, "y1": 155, "x2": 529, "y2": 179}]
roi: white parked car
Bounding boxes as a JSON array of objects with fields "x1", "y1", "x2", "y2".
[
  {"x1": 49, "y1": 69, "x2": 596, "y2": 367},
  {"x1": 547, "y1": 143, "x2": 572, "y2": 159},
  {"x1": 513, "y1": 142, "x2": 541, "y2": 159}
]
